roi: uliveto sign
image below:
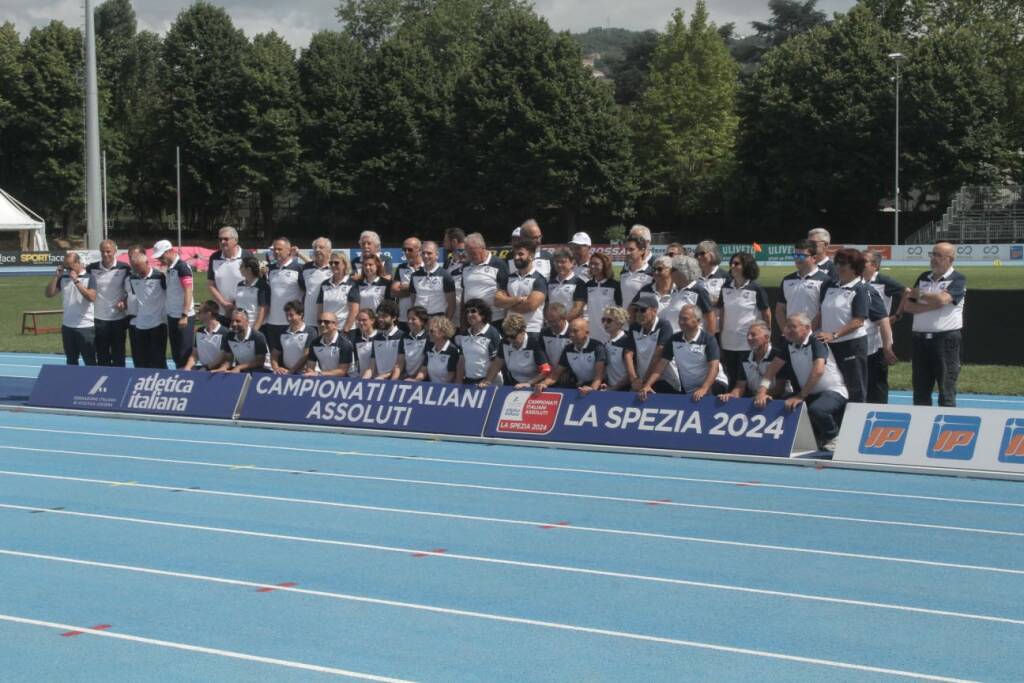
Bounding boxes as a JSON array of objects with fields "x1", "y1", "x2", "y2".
[
  {"x1": 485, "y1": 388, "x2": 817, "y2": 457},
  {"x1": 29, "y1": 366, "x2": 248, "y2": 419}
]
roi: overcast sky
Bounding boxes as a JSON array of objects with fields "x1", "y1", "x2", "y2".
[{"x1": 10, "y1": 0, "x2": 857, "y2": 52}]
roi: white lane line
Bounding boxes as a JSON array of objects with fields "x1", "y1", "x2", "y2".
[
  {"x1": 0, "y1": 614, "x2": 412, "y2": 681},
  {"x1": 3, "y1": 545, "x2": 1022, "y2": 627},
  {"x1": 0, "y1": 553, "x2": 982, "y2": 682},
  {"x1": 0, "y1": 363, "x2": 52, "y2": 368},
  {"x1": 0, "y1": 462, "x2": 1020, "y2": 539},
  {"x1": 4, "y1": 477, "x2": 1019, "y2": 578},
  {"x1": 1, "y1": 425, "x2": 1020, "y2": 510}
]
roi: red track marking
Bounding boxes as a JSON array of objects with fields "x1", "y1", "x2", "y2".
[
  {"x1": 538, "y1": 521, "x2": 570, "y2": 529},
  {"x1": 645, "y1": 498, "x2": 672, "y2": 506},
  {"x1": 61, "y1": 624, "x2": 111, "y2": 637},
  {"x1": 815, "y1": 463, "x2": 827, "y2": 471},
  {"x1": 736, "y1": 481, "x2": 761, "y2": 487},
  {"x1": 410, "y1": 548, "x2": 447, "y2": 558},
  {"x1": 255, "y1": 582, "x2": 298, "y2": 593}
]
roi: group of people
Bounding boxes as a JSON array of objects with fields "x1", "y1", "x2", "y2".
[{"x1": 49, "y1": 222, "x2": 966, "y2": 451}]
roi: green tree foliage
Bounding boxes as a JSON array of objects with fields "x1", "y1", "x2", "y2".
[
  {"x1": 244, "y1": 31, "x2": 301, "y2": 232},
  {"x1": 454, "y1": 7, "x2": 635, "y2": 235},
  {"x1": 632, "y1": 2, "x2": 738, "y2": 218},
  {"x1": 752, "y1": 0, "x2": 829, "y2": 48},
  {"x1": 737, "y1": 6, "x2": 898, "y2": 229},
  {"x1": 0, "y1": 23, "x2": 24, "y2": 191},
  {"x1": 296, "y1": 31, "x2": 368, "y2": 224},
  {"x1": 13, "y1": 22, "x2": 85, "y2": 230},
  {"x1": 336, "y1": 0, "x2": 426, "y2": 50},
  {"x1": 601, "y1": 30, "x2": 658, "y2": 105},
  {"x1": 161, "y1": 2, "x2": 251, "y2": 229}
]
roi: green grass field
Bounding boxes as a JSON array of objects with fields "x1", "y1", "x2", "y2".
[{"x1": 5, "y1": 271, "x2": 1023, "y2": 394}]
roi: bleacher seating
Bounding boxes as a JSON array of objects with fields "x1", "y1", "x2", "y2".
[{"x1": 907, "y1": 184, "x2": 1024, "y2": 244}]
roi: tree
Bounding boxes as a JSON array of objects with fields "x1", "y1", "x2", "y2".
[
  {"x1": 161, "y1": 2, "x2": 251, "y2": 230},
  {"x1": 244, "y1": 31, "x2": 301, "y2": 233},
  {"x1": 12, "y1": 22, "x2": 85, "y2": 231},
  {"x1": 752, "y1": 0, "x2": 829, "y2": 48},
  {"x1": 737, "y1": 6, "x2": 897, "y2": 232},
  {"x1": 631, "y1": 2, "x2": 739, "y2": 218},
  {"x1": 601, "y1": 30, "x2": 658, "y2": 105},
  {"x1": 336, "y1": 0, "x2": 426, "y2": 50},
  {"x1": 454, "y1": 6, "x2": 635, "y2": 234},
  {"x1": 0, "y1": 23, "x2": 24, "y2": 193}
]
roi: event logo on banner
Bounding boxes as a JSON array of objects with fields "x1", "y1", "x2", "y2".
[
  {"x1": 858, "y1": 411, "x2": 911, "y2": 456},
  {"x1": 484, "y1": 388, "x2": 816, "y2": 457},
  {"x1": 240, "y1": 375, "x2": 495, "y2": 437},
  {"x1": 28, "y1": 366, "x2": 248, "y2": 419},
  {"x1": 495, "y1": 391, "x2": 562, "y2": 435},
  {"x1": 926, "y1": 415, "x2": 980, "y2": 461}
]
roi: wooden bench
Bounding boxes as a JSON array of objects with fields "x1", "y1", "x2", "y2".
[{"x1": 21, "y1": 309, "x2": 63, "y2": 335}]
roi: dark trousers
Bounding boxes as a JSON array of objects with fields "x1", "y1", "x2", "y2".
[
  {"x1": 720, "y1": 349, "x2": 747, "y2": 390},
  {"x1": 866, "y1": 349, "x2": 890, "y2": 404},
  {"x1": 61, "y1": 325, "x2": 96, "y2": 366},
  {"x1": 167, "y1": 315, "x2": 195, "y2": 369},
  {"x1": 912, "y1": 330, "x2": 961, "y2": 407},
  {"x1": 805, "y1": 390, "x2": 847, "y2": 443},
  {"x1": 263, "y1": 324, "x2": 287, "y2": 358},
  {"x1": 134, "y1": 324, "x2": 168, "y2": 369},
  {"x1": 94, "y1": 318, "x2": 128, "y2": 367},
  {"x1": 829, "y1": 337, "x2": 868, "y2": 403},
  {"x1": 127, "y1": 321, "x2": 143, "y2": 368}
]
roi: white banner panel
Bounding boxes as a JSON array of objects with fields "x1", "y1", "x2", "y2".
[
  {"x1": 834, "y1": 403, "x2": 1024, "y2": 478},
  {"x1": 892, "y1": 244, "x2": 1024, "y2": 263}
]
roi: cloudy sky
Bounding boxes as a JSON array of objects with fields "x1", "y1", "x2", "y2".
[{"x1": 10, "y1": 0, "x2": 856, "y2": 51}]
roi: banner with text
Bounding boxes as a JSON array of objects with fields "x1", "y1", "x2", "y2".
[
  {"x1": 482, "y1": 388, "x2": 817, "y2": 457},
  {"x1": 834, "y1": 403, "x2": 1024, "y2": 477},
  {"x1": 239, "y1": 374, "x2": 496, "y2": 436},
  {"x1": 28, "y1": 365, "x2": 249, "y2": 419}
]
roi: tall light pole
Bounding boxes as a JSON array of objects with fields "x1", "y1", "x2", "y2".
[
  {"x1": 84, "y1": 0, "x2": 103, "y2": 249},
  {"x1": 888, "y1": 52, "x2": 904, "y2": 245}
]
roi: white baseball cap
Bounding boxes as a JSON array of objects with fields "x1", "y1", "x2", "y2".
[
  {"x1": 569, "y1": 232, "x2": 592, "y2": 246},
  {"x1": 152, "y1": 239, "x2": 174, "y2": 258}
]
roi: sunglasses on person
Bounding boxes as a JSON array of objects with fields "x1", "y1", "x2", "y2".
[
  {"x1": 600, "y1": 317, "x2": 614, "y2": 324},
  {"x1": 792, "y1": 253, "x2": 810, "y2": 260},
  {"x1": 318, "y1": 319, "x2": 336, "y2": 325}
]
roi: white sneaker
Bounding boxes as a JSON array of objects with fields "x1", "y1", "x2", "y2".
[{"x1": 821, "y1": 439, "x2": 837, "y2": 453}]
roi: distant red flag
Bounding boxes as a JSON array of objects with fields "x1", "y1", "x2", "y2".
[{"x1": 752, "y1": 242, "x2": 762, "y2": 253}]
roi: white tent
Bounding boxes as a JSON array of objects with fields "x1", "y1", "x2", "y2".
[{"x1": 0, "y1": 188, "x2": 47, "y2": 251}]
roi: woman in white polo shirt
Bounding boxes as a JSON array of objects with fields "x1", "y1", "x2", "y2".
[
  {"x1": 584, "y1": 252, "x2": 621, "y2": 344},
  {"x1": 816, "y1": 248, "x2": 871, "y2": 403}
]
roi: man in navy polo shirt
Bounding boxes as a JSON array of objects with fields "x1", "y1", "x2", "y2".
[
  {"x1": 639, "y1": 304, "x2": 728, "y2": 401},
  {"x1": 85, "y1": 239, "x2": 130, "y2": 366},
  {"x1": 305, "y1": 311, "x2": 354, "y2": 376},
  {"x1": 903, "y1": 241, "x2": 967, "y2": 406},
  {"x1": 535, "y1": 318, "x2": 606, "y2": 394},
  {"x1": 214, "y1": 309, "x2": 269, "y2": 373},
  {"x1": 45, "y1": 251, "x2": 97, "y2": 365},
  {"x1": 153, "y1": 239, "x2": 195, "y2": 369}
]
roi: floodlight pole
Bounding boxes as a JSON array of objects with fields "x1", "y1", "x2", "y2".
[
  {"x1": 102, "y1": 150, "x2": 108, "y2": 241},
  {"x1": 84, "y1": 0, "x2": 103, "y2": 250},
  {"x1": 889, "y1": 52, "x2": 905, "y2": 245},
  {"x1": 176, "y1": 146, "x2": 182, "y2": 248}
]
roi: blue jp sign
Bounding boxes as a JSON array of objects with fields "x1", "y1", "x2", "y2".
[
  {"x1": 28, "y1": 365, "x2": 249, "y2": 419},
  {"x1": 239, "y1": 375, "x2": 495, "y2": 437},
  {"x1": 483, "y1": 388, "x2": 806, "y2": 458}
]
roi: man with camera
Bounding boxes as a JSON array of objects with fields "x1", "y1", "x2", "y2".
[{"x1": 45, "y1": 251, "x2": 97, "y2": 366}]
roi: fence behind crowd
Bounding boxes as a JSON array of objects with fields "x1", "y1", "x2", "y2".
[
  {"x1": 834, "y1": 403, "x2": 1024, "y2": 479},
  {"x1": 26, "y1": 365, "x2": 820, "y2": 460}
]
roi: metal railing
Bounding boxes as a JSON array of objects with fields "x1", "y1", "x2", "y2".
[{"x1": 905, "y1": 185, "x2": 1024, "y2": 243}]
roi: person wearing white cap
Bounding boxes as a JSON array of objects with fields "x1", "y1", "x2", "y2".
[
  {"x1": 569, "y1": 232, "x2": 592, "y2": 281},
  {"x1": 153, "y1": 239, "x2": 195, "y2": 368}
]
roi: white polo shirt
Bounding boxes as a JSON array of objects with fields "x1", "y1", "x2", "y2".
[
  {"x1": 461, "y1": 256, "x2": 507, "y2": 320},
  {"x1": 719, "y1": 279, "x2": 770, "y2": 351},
  {"x1": 128, "y1": 269, "x2": 167, "y2": 330},
  {"x1": 741, "y1": 344, "x2": 782, "y2": 393},
  {"x1": 604, "y1": 330, "x2": 635, "y2": 388},
  {"x1": 318, "y1": 276, "x2": 359, "y2": 329},
  {"x1": 222, "y1": 326, "x2": 269, "y2": 366},
  {"x1": 301, "y1": 263, "x2": 332, "y2": 327},
  {"x1": 698, "y1": 266, "x2": 730, "y2": 306},
  {"x1": 662, "y1": 328, "x2": 728, "y2": 393},
  {"x1": 584, "y1": 279, "x2": 621, "y2": 343},
  {"x1": 819, "y1": 279, "x2": 870, "y2": 341},
  {"x1": 629, "y1": 319, "x2": 679, "y2": 389},
  {"x1": 499, "y1": 333, "x2": 548, "y2": 383},
  {"x1": 164, "y1": 256, "x2": 194, "y2": 319},
  {"x1": 311, "y1": 331, "x2": 354, "y2": 372},
  {"x1": 504, "y1": 269, "x2": 548, "y2": 333},
  {"x1": 208, "y1": 248, "x2": 245, "y2": 314},
  {"x1": 348, "y1": 330, "x2": 376, "y2": 377},
  {"x1": 234, "y1": 278, "x2": 270, "y2": 325},
  {"x1": 266, "y1": 259, "x2": 305, "y2": 326},
  {"x1": 619, "y1": 263, "x2": 654, "y2": 312},
  {"x1": 540, "y1": 321, "x2": 571, "y2": 369},
  {"x1": 911, "y1": 268, "x2": 966, "y2": 333},
  {"x1": 779, "y1": 268, "x2": 831, "y2": 321},
  {"x1": 195, "y1": 323, "x2": 227, "y2": 367},
  {"x1": 425, "y1": 339, "x2": 460, "y2": 383},
  {"x1": 559, "y1": 338, "x2": 607, "y2": 385},
  {"x1": 410, "y1": 264, "x2": 455, "y2": 316},
  {"x1": 370, "y1": 326, "x2": 405, "y2": 375},
  {"x1": 59, "y1": 272, "x2": 95, "y2": 328},
  {"x1": 86, "y1": 261, "x2": 129, "y2": 321},
  {"x1": 394, "y1": 259, "x2": 424, "y2": 319},
  {"x1": 401, "y1": 330, "x2": 428, "y2": 376},
  {"x1": 547, "y1": 274, "x2": 586, "y2": 314},
  {"x1": 781, "y1": 334, "x2": 848, "y2": 399},
  {"x1": 455, "y1": 323, "x2": 502, "y2": 380},
  {"x1": 277, "y1": 324, "x2": 315, "y2": 370}
]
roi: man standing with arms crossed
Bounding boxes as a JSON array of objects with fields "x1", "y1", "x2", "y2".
[{"x1": 207, "y1": 226, "x2": 245, "y2": 321}]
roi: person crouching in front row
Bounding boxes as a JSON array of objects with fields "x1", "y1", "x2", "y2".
[
  {"x1": 211, "y1": 309, "x2": 269, "y2": 373},
  {"x1": 637, "y1": 304, "x2": 728, "y2": 402}
]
